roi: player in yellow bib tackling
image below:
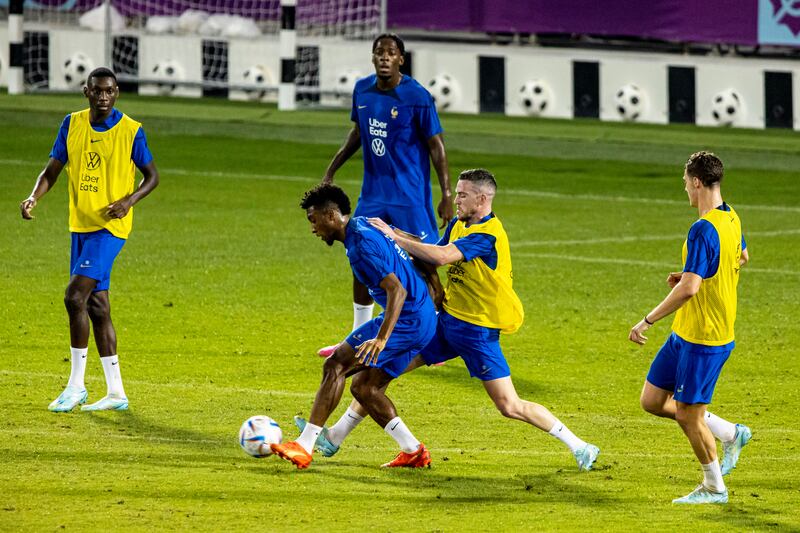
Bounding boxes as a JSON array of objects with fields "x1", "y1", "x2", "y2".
[
  {"x1": 629, "y1": 151, "x2": 751, "y2": 504},
  {"x1": 20, "y1": 67, "x2": 159, "y2": 412},
  {"x1": 295, "y1": 169, "x2": 600, "y2": 471}
]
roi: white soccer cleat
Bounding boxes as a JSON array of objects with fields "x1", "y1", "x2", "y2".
[
  {"x1": 81, "y1": 395, "x2": 128, "y2": 411},
  {"x1": 672, "y1": 484, "x2": 728, "y2": 504},
  {"x1": 48, "y1": 386, "x2": 88, "y2": 412}
]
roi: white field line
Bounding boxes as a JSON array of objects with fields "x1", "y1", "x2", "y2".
[
  {"x1": 0, "y1": 369, "x2": 313, "y2": 399},
  {"x1": 516, "y1": 228, "x2": 800, "y2": 247},
  {"x1": 2, "y1": 158, "x2": 798, "y2": 214},
  {"x1": 517, "y1": 252, "x2": 800, "y2": 276}
]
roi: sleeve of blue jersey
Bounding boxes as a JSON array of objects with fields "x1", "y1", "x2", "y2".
[
  {"x1": 741, "y1": 233, "x2": 747, "y2": 251},
  {"x1": 452, "y1": 233, "x2": 497, "y2": 263},
  {"x1": 132, "y1": 127, "x2": 154, "y2": 168},
  {"x1": 436, "y1": 218, "x2": 458, "y2": 246},
  {"x1": 49, "y1": 114, "x2": 71, "y2": 163},
  {"x1": 683, "y1": 220, "x2": 719, "y2": 279},
  {"x1": 351, "y1": 238, "x2": 393, "y2": 287}
]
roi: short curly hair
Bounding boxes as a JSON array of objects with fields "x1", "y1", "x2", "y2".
[
  {"x1": 685, "y1": 151, "x2": 723, "y2": 187},
  {"x1": 299, "y1": 184, "x2": 352, "y2": 215}
]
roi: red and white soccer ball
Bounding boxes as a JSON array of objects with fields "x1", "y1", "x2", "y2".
[{"x1": 238, "y1": 415, "x2": 282, "y2": 458}]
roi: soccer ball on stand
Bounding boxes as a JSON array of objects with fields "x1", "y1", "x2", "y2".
[
  {"x1": 238, "y1": 415, "x2": 282, "y2": 458},
  {"x1": 428, "y1": 73, "x2": 460, "y2": 111},
  {"x1": 151, "y1": 60, "x2": 185, "y2": 96},
  {"x1": 615, "y1": 84, "x2": 644, "y2": 121},
  {"x1": 711, "y1": 89, "x2": 742, "y2": 126},
  {"x1": 63, "y1": 52, "x2": 95, "y2": 89},
  {"x1": 242, "y1": 65, "x2": 274, "y2": 101},
  {"x1": 518, "y1": 80, "x2": 552, "y2": 116}
]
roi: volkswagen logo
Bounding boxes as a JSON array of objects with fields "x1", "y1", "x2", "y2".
[{"x1": 371, "y1": 138, "x2": 386, "y2": 157}]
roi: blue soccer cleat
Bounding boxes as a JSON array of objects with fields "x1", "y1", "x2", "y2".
[
  {"x1": 573, "y1": 443, "x2": 600, "y2": 471},
  {"x1": 81, "y1": 395, "x2": 128, "y2": 411},
  {"x1": 721, "y1": 423, "x2": 752, "y2": 476},
  {"x1": 48, "y1": 386, "x2": 88, "y2": 412},
  {"x1": 672, "y1": 484, "x2": 728, "y2": 504},
  {"x1": 293, "y1": 416, "x2": 340, "y2": 457}
]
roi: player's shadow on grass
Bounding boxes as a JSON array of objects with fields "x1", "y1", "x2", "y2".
[{"x1": 83, "y1": 410, "x2": 233, "y2": 460}]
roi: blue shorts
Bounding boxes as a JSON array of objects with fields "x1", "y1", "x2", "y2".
[
  {"x1": 345, "y1": 300, "x2": 437, "y2": 378},
  {"x1": 70, "y1": 229, "x2": 126, "y2": 292},
  {"x1": 353, "y1": 199, "x2": 439, "y2": 244},
  {"x1": 420, "y1": 311, "x2": 511, "y2": 381},
  {"x1": 647, "y1": 332, "x2": 734, "y2": 405}
]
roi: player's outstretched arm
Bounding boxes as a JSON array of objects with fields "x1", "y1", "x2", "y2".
[
  {"x1": 355, "y1": 273, "x2": 406, "y2": 366},
  {"x1": 368, "y1": 217, "x2": 462, "y2": 267},
  {"x1": 107, "y1": 160, "x2": 160, "y2": 219},
  {"x1": 20, "y1": 158, "x2": 64, "y2": 220},
  {"x1": 629, "y1": 272, "x2": 702, "y2": 345},
  {"x1": 322, "y1": 124, "x2": 361, "y2": 185},
  {"x1": 427, "y1": 133, "x2": 453, "y2": 228}
]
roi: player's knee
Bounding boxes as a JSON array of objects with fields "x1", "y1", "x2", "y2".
[
  {"x1": 640, "y1": 395, "x2": 662, "y2": 416},
  {"x1": 349, "y1": 380, "x2": 371, "y2": 403},
  {"x1": 674, "y1": 407, "x2": 695, "y2": 428},
  {"x1": 494, "y1": 398, "x2": 520, "y2": 419},
  {"x1": 87, "y1": 298, "x2": 110, "y2": 320},
  {"x1": 63, "y1": 291, "x2": 87, "y2": 314},
  {"x1": 322, "y1": 357, "x2": 347, "y2": 381}
]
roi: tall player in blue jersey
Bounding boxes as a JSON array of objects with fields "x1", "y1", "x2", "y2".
[
  {"x1": 271, "y1": 184, "x2": 437, "y2": 469},
  {"x1": 630, "y1": 152, "x2": 751, "y2": 504},
  {"x1": 317, "y1": 33, "x2": 452, "y2": 357}
]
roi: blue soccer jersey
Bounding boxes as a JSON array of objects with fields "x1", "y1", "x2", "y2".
[
  {"x1": 344, "y1": 216, "x2": 431, "y2": 314},
  {"x1": 351, "y1": 74, "x2": 443, "y2": 207},
  {"x1": 50, "y1": 108, "x2": 153, "y2": 168},
  {"x1": 438, "y1": 214, "x2": 498, "y2": 268}
]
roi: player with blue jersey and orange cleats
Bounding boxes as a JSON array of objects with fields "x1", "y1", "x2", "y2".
[
  {"x1": 20, "y1": 67, "x2": 159, "y2": 413},
  {"x1": 270, "y1": 184, "x2": 437, "y2": 469},
  {"x1": 630, "y1": 151, "x2": 751, "y2": 504},
  {"x1": 316, "y1": 33, "x2": 452, "y2": 357}
]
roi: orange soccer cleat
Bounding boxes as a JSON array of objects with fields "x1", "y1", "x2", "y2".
[
  {"x1": 381, "y1": 443, "x2": 431, "y2": 468},
  {"x1": 271, "y1": 441, "x2": 313, "y2": 469}
]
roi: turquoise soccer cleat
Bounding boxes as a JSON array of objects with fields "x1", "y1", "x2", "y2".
[
  {"x1": 721, "y1": 424, "x2": 752, "y2": 476},
  {"x1": 80, "y1": 395, "x2": 128, "y2": 411},
  {"x1": 48, "y1": 386, "x2": 88, "y2": 412},
  {"x1": 573, "y1": 443, "x2": 600, "y2": 471},
  {"x1": 672, "y1": 484, "x2": 728, "y2": 504},
  {"x1": 293, "y1": 415, "x2": 340, "y2": 457}
]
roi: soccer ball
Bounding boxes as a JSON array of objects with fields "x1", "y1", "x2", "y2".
[
  {"x1": 63, "y1": 52, "x2": 94, "y2": 89},
  {"x1": 615, "y1": 84, "x2": 644, "y2": 121},
  {"x1": 518, "y1": 80, "x2": 551, "y2": 116},
  {"x1": 151, "y1": 60, "x2": 185, "y2": 96},
  {"x1": 711, "y1": 89, "x2": 742, "y2": 126},
  {"x1": 335, "y1": 70, "x2": 362, "y2": 99},
  {"x1": 427, "y1": 73, "x2": 459, "y2": 111},
  {"x1": 242, "y1": 65, "x2": 274, "y2": 101},
  {"x1": 238, "y1": 415, "x2": 282, "y2": 458}
]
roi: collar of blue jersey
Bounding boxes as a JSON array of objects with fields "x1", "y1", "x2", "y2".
[
  {"x1": 90, "y1": 108, "x2": 123, "y2": 132},
  {"x1": 465, "y1": 212, "x2": 495, "y2": 228}
]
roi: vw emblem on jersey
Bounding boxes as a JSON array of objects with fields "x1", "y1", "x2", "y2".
[
  {"x1": 371, "y1": 138, "x2": 386, "y2": 157},
  {"x1": 86, "y1": 152, "x2": 101, "y2": 170}
]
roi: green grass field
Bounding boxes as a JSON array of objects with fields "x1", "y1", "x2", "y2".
[{"x1": 1, "y1": 92, "x2": 799, "y2": 531}]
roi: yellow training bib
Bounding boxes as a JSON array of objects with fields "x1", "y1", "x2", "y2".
[
  {"x1": 442, "y1": 215, "x2": 524, "y2": 334},
  {"x1": 65, "y1": 109, "x2": 141, "y2": 239}
]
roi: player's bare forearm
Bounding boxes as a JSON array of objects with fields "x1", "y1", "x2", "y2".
[
  {"x1": 646, "y1": 272, "x2": 702, "y2": 324},
  {"x1": 21, "y1": 158, "x2": 63, "y2": 219},
  {"x1": 740, "y1": 248, "x2": 750, "y2": 267},
  {"x1": 376, "y1": 274, "x2": 406, "y2": 343},
  {"x1": 427, "y1": 134, "x2": 453, "y2": 225},
  {"x1": 323, "y1": 125, "x2": 361, "y2": 183},
  {"x1": 107, "y1": 162, "x2": 159, "y2": 219},
  {"x1": 414, "y1": 257, "x2": 444, "y2": 309}
]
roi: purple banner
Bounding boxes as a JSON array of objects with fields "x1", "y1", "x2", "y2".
[{"x1": 388, "y1": 1, "x2": 760, "y2": 46}]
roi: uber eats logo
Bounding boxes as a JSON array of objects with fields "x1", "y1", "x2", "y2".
[{"x1": 81, "y1": 152, "x2": 102, "y2": 192}]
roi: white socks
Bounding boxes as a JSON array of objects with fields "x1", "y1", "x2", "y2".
[
  {"x1": 702, "y1": 460, "x2": 726, "y2": 492},
  {"x1": 384, "y1": 416, "x2": 420, "y2": 453},
  {"x1": 705, "y1": 411, "x2": 737, "y2": 443},
  {"x1": 297, "y1": 421, "x2": 322, "y2": 455},
  {"x1": 353, "y1": 303, "x2": 374, "y2": 330},
  {"x1": 328, "y1": 407, "x2": 365, "y2": 446},
  {"x1": 100, "y1": 355, "x2": 126, "y2": 398},
  {"x1": 548, "y1": 418, "x2": 587, "y2": 453},
  {"x1": 67, "y1": 347, "x2": 88, "y2": 389}
]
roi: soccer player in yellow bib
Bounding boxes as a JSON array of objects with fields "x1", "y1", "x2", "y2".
[
  {"x1": 629, "y1": 152, "x2": 751, "y2": 504},
  {"x1": 296, "y1": 169, "x2": 600, "y2": 471},
  {"x1": 20, "y1": 67, "x2": 159, "y2": 412}
]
